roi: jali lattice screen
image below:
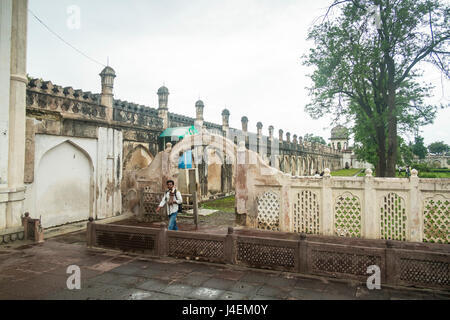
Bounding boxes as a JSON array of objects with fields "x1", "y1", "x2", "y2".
[
  {"x1": 256, "y1": 191, "x2": 280, "y2": 231},
  {"x1": 380, "y1": 192, "x2": 407, "y2": 241},
  {"x1": 423, "y1": 195, "x2": 449, "y2": 244},
  {"x1": 334, "y1": 192, "x2": 362, "y2": 238},
  {"x1": 293, "y1": 190, "x2": 320, "y2": 234}
]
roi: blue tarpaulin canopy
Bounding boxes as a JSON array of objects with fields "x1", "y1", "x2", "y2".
[{"x1": 178, "y1": 149, "x2": 193, "y2": 169}]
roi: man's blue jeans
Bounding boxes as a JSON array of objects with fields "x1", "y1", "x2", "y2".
[{"x1": 168, "y1": 211, "x2": 178, "y2": 231}]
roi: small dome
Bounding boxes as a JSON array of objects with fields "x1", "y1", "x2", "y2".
[
  {"x1": 157, "y1": 86, "x2": 169, "y2": 95},
  {"x1": 257, "y1": 122, "x2": 263, "y2": 129},
  {"x1": 195, "y1": 100, "x2": 204, "y2": 108},
  {"x1": 241, "y1": 116, "x2": 248, "y2": 122},
  {"x1": 222, "y1": 109, "x2": 230, "y2": 116},
  {"x1": 331, "y1": 125, "x2": 349, "y2": 139},
  {"x1": 100, "y1": 66, "x2": 116, "y2": 77}
]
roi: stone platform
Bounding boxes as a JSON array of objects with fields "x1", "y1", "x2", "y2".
[{"x1": 0, "y1": 231, "x2": 448, "y2": 300}]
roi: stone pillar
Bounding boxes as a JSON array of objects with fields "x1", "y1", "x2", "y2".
[
  {"x1": 1, "y1": 0, "x2": 27, "y2": 229},
  {"x1": 0, "y1": 0, "x2": 12, "y2": 188},
  {"x1": 409, "y1": 169, "x2": 421, "y2": 242},
  {"x1": 195, "y1": 100, "x2": 204, "y2": 130},
  {"x1": 235, "y1": 141, "x2": 248, "y2": 225},
  {"x1": 157, "y1": 86, "x2": 169, "y2": 129},
  {"x1": 363, "y1": 169, "x2": 377, "y2": 239},
  {"x1": 221, "y1": 109, "x2": 230, "y2": 136},
  {"x1": 99, "y1": 66, "x2": 116, "y2": 122},
  {"x1": 321, "y1": 168, "x2": 333, "y2": 236}
]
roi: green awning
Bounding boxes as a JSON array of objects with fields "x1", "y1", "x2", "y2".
[{"x1": 159, "y1": 126, "x2": 199, "y2": 139}]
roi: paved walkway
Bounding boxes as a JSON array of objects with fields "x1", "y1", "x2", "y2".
[{"x1": 0, "y1": 231, "x2": 448, "y2": 300}]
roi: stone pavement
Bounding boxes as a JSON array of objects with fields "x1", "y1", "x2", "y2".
[{"x1": 0, "y1": 231, "x2": 448, "y2": 300}]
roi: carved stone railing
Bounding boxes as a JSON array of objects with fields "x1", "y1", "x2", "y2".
[
  {"x1": 27, "y1": 79, "x2": 107, "y2": 121},
  {"x1": 236, "y1": 142, "x2": 450, "y2": 244},
  {"x1": 87, "y1": 223, "x2": 450, "y2": 290}
]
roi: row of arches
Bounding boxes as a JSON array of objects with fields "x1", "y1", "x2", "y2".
[{"x1": 276, "y1": 155, "x2": 341, "y2": 176}]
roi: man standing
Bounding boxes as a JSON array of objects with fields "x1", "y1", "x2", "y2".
[{"x1": 156, "y1": 180, "x2": 183, "y2": 231}]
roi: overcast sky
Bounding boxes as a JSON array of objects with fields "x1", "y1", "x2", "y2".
[{"x1": 27, "y1": 0, "x2": 450, "y2": 145}]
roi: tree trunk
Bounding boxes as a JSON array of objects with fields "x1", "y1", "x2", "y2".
[
  {"x1": 386, "y1": 57, "x2": 397, "y2": 177},
  {"x1": 376, "y1": 125, "x2": 387, "y2": 177}
]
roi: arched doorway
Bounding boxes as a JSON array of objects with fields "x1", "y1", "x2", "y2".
[
  {"x1": 36, "y1": 141, "x2": 93, "y2": 228},
  {"x1": 124, "y1": 145, "x2": 153, "y2": 172}
]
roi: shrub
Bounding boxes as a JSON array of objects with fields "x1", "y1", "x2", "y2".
[
  {"x1": 419, "y1": 173, "x2": 437, "y2": 178},
  {"x1": 411, "y1": 163, "x2": 430, "y2": 172}
]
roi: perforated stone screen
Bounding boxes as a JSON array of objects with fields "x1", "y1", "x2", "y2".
[
  {"x1": 423, "y1": 196, "x2": 449, "y2": 244},
  {"x1": 256, "y1": 191, "x2": 280, "y2": 231},
  {"x1": 236, "y1": 241, "x2": 296, "y2": 271},
  {"x1": 293, "y1": 190, "x2": 320, "y2": 234},
  {"x1": 168, "y1": 237, "x2": 225, "y2": 262},
  {"x1": 380, "y1": 192, "x2": 407, "y2": 241},
  {"x1": 311, "y1": 249, "x2": 382, "y2": 277},
  {"x1": 334, "y1": 192, "x2": 362, "y2": 238},
  {"x1": 96, "y1": 231, "x2": 156, "y2": 254},
  {"x1": 141, "y1": 189, "x2": 164, "y2": 215},
  {"x1": 400, "y1": 258, "x2": 449, "y2": 287}
]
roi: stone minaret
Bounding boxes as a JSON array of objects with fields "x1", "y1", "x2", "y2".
[
  {"x1": 241, "y1": 116, "x2": 248, "y2": 133},
  {"x1": 279, "y1": 129, "x2": 283, "y2": 142},
  {"x1": 268, "y1": 126, "x2": 274, "y2": 141},
  {"x1": 157, "y1": 86, "x2": 169, "y2": 129},
  {"x1": 222, "y1": 109, "x2": 230, "y2": 136},
  {"x1": 293, "y1": 134, "x2": 298, "y2": 145},
  {"x1": 256, "y1": 122, "x2": 263, "y2": 138},
  {"x1": 195, "y1": 100, "x2": 204, "y2": 130},
  {"x1": 100, "y1": 66, "x2": 116, "y2": 121},
  {"x1": 286, "y1": 132, "x2": 291, "y2": 143}
]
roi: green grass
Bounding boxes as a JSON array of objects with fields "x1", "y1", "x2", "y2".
[
  {"x1": 330, "y1": 168, "x2": 363, "y2": 176},
  {"x1": 418, "y1": 171, "x2": 450, "y2": 178},
  {"x1": 200, "y1": 196, "x2": 236, "y2": 213}
]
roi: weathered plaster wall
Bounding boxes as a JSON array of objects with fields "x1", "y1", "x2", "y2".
[
  {"x1": 35, "y1": 140, "x2": 93, "y2": 227},
  {"x1": 207, "y1": 148, "x2": 223, "y2": 194},
  {"x1": 24, "y1": 128, "x2": 122, "y2": 228}
]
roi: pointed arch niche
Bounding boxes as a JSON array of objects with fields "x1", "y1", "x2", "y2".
[{"x1": 35, "y1": 140, "x2": 94, "y2": 228}]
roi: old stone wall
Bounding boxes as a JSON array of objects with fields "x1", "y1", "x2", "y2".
[{"x1": 20, "y1": 70, "x2": 350, "y2": 227}]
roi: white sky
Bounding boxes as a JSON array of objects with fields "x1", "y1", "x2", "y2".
[{"x1": 27, "y1": 0, "x2": 450, "y2": 146}]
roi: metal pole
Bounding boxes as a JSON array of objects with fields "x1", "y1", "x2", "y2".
[{"x1": 193, "y1": 191, "x2": 199, "y2": 230}]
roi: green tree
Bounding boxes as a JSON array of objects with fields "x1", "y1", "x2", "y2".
[
  {"x1": 399, "y1": 137, "x2": 414, "y2": 166},
  {"x1": 304, "y1": 0, "x2": 449, "y2": 177},
  {"x1": 428, "y1": 141, "x2": 450, "y2": 154},
  {"x1": 411, "y1": 136, "x2": 428, "y2": 159},
  {"x1": 304, "y1": 133, "x2": 327, "y2": 145}
]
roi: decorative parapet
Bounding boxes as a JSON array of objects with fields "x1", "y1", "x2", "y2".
[
  {"x1": 26, "y1": 78, "x2": 107, "y2": 121},
  {"x1": 204, "y1": 121, "x2": 222, "y2": 131},
  {"x1": 168, "y1": 112, "x2": 195, "y2": 127},
  {"x1": 113, "y1": 99, "x2": 163, "y2": 129}
]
